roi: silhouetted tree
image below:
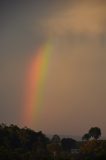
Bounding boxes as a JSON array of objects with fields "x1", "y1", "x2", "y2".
[
  {"x1": 61, "y1": 138, "x2": 77, "y2": 152},
  {"x1": 0, "y1": 123, "x2": 105, "y2": 160},
  {"x1": 89, "y1": 127, "x2": 101, "y2": 140},
  {"x1": 80, "y1": 139, "x2": 106, "y2": 159},
  {"x1": 47, "y1": 135, "x2": 61, "y2": 159},
  {"x1": 82, "y1": 133, "x2": 91, "y2": 141},
  {"x1": 51, "y1": 134, "x2": 61, "y2": 144},
  {"x1": 47, "y1": 143, "x2": 61, "y2": 160}
]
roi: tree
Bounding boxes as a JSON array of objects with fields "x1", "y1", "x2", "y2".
[
  {"x1": 51, "y1": 135, "x2": 61, "y2": 144},
  {"x1": 61, "y1": 138, "x2": 77, "y2": 152},
  {"x1": 47, "y1": 143, "x2": 61, "y2": 160},
  {"x1": 82, "y1": 133, "x2": 91, "y2": 141},
  {"x1": 80, "y1": 140, "x2": 106, "y2": 159},
  {"x1": 89, "y1": 127, "x2": 101, "y2": 140},
  {"x1": 47, "y1": 135, "x2": 61, "y2": 159}
]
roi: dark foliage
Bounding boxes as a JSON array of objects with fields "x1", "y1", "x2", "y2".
[
  {"x1": 61, "y1": 138, "x2": 77, "y2": 151},
  {"x1": 0, "y1": 124, "x2": 105, "y2": 160},
  {"x1": 0, "y1": 123, "x2": 50, "y2": 160}
]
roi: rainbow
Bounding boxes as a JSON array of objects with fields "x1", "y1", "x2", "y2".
[{"x1": 23, "y1": 42, "x2": 52, "y2": 127}]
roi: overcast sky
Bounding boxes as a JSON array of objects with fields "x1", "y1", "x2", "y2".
[{"x1": 0, "y1": 0, "x2": 106, "y2": 137}]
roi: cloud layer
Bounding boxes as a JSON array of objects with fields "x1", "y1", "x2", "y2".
[{"x1": 40, "y1": 1, "x2": 106, "y2": 37}]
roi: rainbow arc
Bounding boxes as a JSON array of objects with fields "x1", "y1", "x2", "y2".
[{"x1": 22, "y1": 42, "x2": 53, "y2": 126}]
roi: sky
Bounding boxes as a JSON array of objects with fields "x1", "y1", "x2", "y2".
[{"x1": 0, "y1": 0, "x2": 106, "y2": 138}]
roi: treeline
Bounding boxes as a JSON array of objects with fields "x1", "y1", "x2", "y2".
[
  {"x1": 0, "y1": 123, "x2": 106, "y2": 160},
  {"x1": 0, "y1": 123, "x2": 77, "y2": 160}
]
